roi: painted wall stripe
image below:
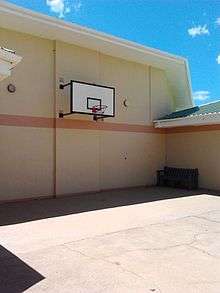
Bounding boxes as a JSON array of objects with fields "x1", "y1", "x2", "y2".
[
  {"x1": 56, "y1": 118, "x2": 165, "y2": 133},
  {"x1": 0, "y1": 114, "x2": 54, "y2": 128},
  {"x1": 2, "y1": 114, "x2": 220, "y2": 134},
  {"x1": 0, "y1": 114, "x2": 165, "y2": 133}
]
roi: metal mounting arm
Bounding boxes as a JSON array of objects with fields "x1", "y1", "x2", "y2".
[
  {"x1": 59, "y1": 82, "x2": 72, "y2": 118},
  {"x1": 59, "y1": 82, "x2": 71, "y2": 90}
]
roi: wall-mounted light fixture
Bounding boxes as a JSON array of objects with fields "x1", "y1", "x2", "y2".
[
  {"x1": 123, "y1": 98, "x2": 130, "y2": 108},
  {"x1": 7, "y1": 83, "x2": 16, "y2": 93}
]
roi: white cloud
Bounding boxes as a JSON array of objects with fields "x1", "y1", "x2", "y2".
[
  {"x1": 193, "y1": 91, "x2": 210, "y2": 101},
  {"x1": 217, "y1": 54, "x2": 220, "y2": 64},
  {"x1": 46, "y1": 0, "x2": 82, "y2": 18},
  {"x1": 46, "y1": 0, "x2": 65, "y2": 17},
  {"x1": 188, "y1": 25, "x2": 209, "y2": 37},
  {"x1": 215, "y1": 18, "x2": 220, "y2": 25},
  {"x1": 73, "y1": 1, "x2": 82, "y2": 12}
]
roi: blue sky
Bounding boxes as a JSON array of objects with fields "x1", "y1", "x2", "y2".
[{"x1": 8, "y1": 0, "x2": 220, "y2": 106}]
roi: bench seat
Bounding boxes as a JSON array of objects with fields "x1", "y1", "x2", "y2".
[{"x1": 157, "y1": 167, "x2": 199, "y2": 189}]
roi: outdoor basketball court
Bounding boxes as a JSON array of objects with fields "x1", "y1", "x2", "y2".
[{"x1": 0, "y1": 187, "x2": 220, "y2": 292}]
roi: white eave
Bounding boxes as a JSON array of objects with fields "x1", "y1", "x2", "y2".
[
  {"x1": 154, "y1": 113, "x2": 220, "y2": 128},
  {"x1": 0, "y1": 0, "x2": 193, "y2": 110},
  {"x1": 0, "y1": 47, "x2": 22, "y2": 81}
]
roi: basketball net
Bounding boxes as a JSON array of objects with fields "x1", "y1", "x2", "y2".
[{"x1": 92, "y1": 105, "x2": 108, "y2": 115}]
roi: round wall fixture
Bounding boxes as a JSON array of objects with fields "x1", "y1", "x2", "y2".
[
  {"x1": 7, "y1": 83, "x2": 16, "y2": 93},
  {"x1": 123, "y1": 98, "x2": 130, "y2": 108}
]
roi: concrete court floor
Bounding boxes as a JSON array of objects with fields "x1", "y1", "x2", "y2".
[{"x1": 0, "y1": 187, "x2": 220, "y2": 293}]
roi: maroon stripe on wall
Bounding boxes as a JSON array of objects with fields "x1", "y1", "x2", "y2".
[
  {"x1": 3, "y1": 114, "x2": 220, "y2": 134},
  {"x1": 0, "y1": 114, "x2": 165, "y2": 133},
  {"x1": 56, "y1": 118, "x2": 165, "y2": 133},
  {"x1": 0, "y1": 114, "x2": 54, "y2": 128}
]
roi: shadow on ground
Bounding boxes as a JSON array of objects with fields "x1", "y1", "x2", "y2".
[
  {"x1": 0, "y1": 245, "x2": 44, "y2": 292},
  {"x1": 0, "y1": 187, "x2": 218, "y2": 226}
]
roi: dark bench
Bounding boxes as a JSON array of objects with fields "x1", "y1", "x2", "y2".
[{"x1": 157, "y1": 166, "x2": 199, "y2": 189}]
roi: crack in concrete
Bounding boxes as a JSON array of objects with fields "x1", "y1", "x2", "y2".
[
  {"x1": 189, "y1": 244, "x2": 220, "y2": 259},
  {"x1": 63, "y1": 244, "x2": 162, "y2": 292},
  {"x1": 58, "y1": 209, "x2": 220, "y2": 291},
  {"x1": 193, "y1": 215, "x2": 220, "y2": 224},
  {"x1": 63, "y1": 244, "x2": 97, "y2": 261},
  {"x1": 59, "y1": 213, "x2": 220, "y2": 293},
  {"x1": 60, "y1": 208, "x2": 220, "y2": 248},
  {"x1": 103, "y1": 257, "x2": 162, "y2": 292},
  {"x1": 60, "y1": 219, "x2": 192, "y2": 247},
  {"x1": 126, "y1": 231, "x2": 220, "y2": 260},
  {"x1": 189, "y1": 280, "x2": 220, "y2": 285},
  {"x1": 64, "y1": 230, "x2": 220, "y2": 263},
  {"x1": 196, "y1": 209, "x2": 220, "y2": 217},
  {"x1": 188, "y1": 231, "x2": 220, "y2": 259},
  {"x1": 63, "y1": 230, "x2": 220, "y2": 293}
]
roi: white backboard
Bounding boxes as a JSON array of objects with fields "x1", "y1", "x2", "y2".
[{"x1": 71, "y1": 81, "x2": 115, "y2": 117}]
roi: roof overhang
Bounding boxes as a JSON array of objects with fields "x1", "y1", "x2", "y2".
[
  {"x1": 0, "y1": 0, "x2": 193, "y2": 110},
  {"x1": 0, "y1": 47, "x2": 22, "y2": 81},
  {"x1": 154, "y1": 113, "x2": 220, "y2": 128}
]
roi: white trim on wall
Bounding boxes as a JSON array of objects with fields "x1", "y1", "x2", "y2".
[{"x1": 154, "y1": 113, "x2": 220, "y2": 128}]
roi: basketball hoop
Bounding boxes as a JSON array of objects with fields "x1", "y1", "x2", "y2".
[
  {"x1": 92, "y1": 105, "x2": 108, "y2": 121},
  {"x1": 92, "y1": 105, "x2": 108, "y2": 115}
]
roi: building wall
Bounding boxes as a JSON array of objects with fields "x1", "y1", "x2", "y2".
[
  {"x1": 0, "y1": 28, "x2": 170, "y2": 201},
  {"x1": 0, "y1": 126, "x2": 54, "y2": 200},
  {"x1": 56, "y1": 129, "x2": 165, "y2": 195},
  {"x1": 99, "y1": 131, "x2": 165, "y2": 190},
  {"x1": 56, "y1": 41, "x2": 151, "y2": 124},
  {"x1": 0, "y1": 28, "x2": 54, "y2": 200},
  {"x1": 0, "y1": 28, "x2": 54, "y2": 117},
  {"x1": 55, "y1": 41, "x2": 167, "y2": 195},
  {"x1": 151, "y1": 67, "x2": 173, "y2": 120},
  {"x1": 166, "y1": 131, "x2": 220, "y2": 190}
]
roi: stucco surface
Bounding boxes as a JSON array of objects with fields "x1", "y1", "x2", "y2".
[
  {"x1": 166, "y1": 131, "x2": 220, "y2": 190},
  {"x1": 0, "y1": 125, "x2": 54, "y2": 200},
  {"x1": 0, "y1": 28, "x2": 171, "y2": 200},
  {"x1": 56, "y1": 129, "x2": 165, "y2": 195},
  {"x1": 0, "y1": 28, "x2": 54, "y2": 117}
]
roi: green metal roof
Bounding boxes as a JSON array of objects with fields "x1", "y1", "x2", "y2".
[{"x1": 158, "y1": 100, "x2": 220, "y2": 120}]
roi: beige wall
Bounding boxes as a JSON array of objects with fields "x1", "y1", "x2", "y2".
[
  {"x1": 0, "y1": 28, "x2": 171, "y2": 201},
  {"x1": 0, "y1": 28, "x2": 54, "y2": 117},
  {"x1": 55, "y1": 41, "x2": 166, "y2": 196},
  {"x1": 151, "y1": 67, "x2": 173, "y2": 121},
  {"x1": 56, "y1": 129, "x2": 166, "y2": 195},
  {"x1": 0, "y1": 126, "x2": 54, "y2": 200},
  {"x1": 100, "y1": 131, "x2": 165, "y2": 189},
  {"x1": 56, "y1": 41, "x2": 151, "y2": 124},
  {"x1": 56, "y1": 129, "x2": 100, "y2": 195},
  {"x1": 0, "y1": 28, "x2": 54, "y2": 200},
  {"x1": 166, "y1": 131, "x2": 220, "y2": 190}
]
